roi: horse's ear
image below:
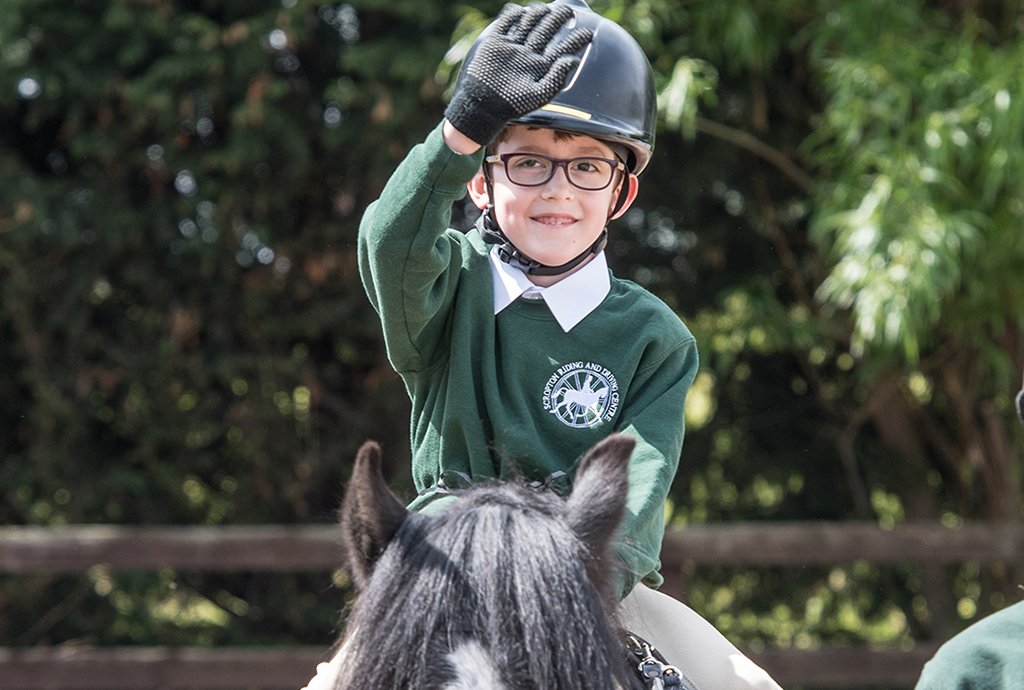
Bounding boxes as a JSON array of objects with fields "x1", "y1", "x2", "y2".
[
  {"x1": 566, "y1": 433, "x2": 634, "y2": 569},
  {"x1": 339, "y1": 440, "x2": 409, "y2": 589}
]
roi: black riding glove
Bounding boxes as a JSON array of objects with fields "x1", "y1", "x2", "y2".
[{"x1": 445, "y1": 2, "x2": 594, "y2": 146}]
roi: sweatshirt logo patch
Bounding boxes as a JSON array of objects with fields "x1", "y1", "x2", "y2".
[{"x1": 542, "y1": 361, "x2": 619, "y2": 429}]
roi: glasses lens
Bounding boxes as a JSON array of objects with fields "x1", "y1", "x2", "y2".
[
  {"x1": 505, "y1": 154, "x2": 553, "y2": 186},
  {"x1": 566, "y1": 157, "x2": 615, "y2": 190},
  {"x1": 504, "y1": 154, "x2": 615, "y2": 190}
]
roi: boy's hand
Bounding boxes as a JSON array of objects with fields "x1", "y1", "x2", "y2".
[{"x1": 445, "y1": 2, "x2": 594, "y2": 146}]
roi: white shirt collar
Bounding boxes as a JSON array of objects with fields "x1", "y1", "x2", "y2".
[{"x1": 490, "y1": 248, "x2": 611, "y2": 332}]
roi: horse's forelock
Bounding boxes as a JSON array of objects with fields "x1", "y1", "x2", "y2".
[{"x1": 335, "y1": 479, "x2": 635, "y2": 689}]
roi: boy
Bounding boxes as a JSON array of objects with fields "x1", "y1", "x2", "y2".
[{"x1": 305, "y1": 1, "x2": 783, "y2": 687}]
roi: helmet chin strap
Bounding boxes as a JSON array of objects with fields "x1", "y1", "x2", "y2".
[
  {"x1": 479, "y1": 164, "x2": 628, "y2": 277},
  {"x1": 477, "y1": 208, "x2": 607, "y2": 276}
]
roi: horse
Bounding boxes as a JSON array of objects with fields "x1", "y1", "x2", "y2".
[{"x1": 332, "y1": 433, "x2": 655, "y2": 690}]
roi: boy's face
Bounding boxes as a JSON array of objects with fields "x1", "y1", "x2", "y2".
[{"x1": 468, "y1": 126, "x2": 638, "y2": 282}]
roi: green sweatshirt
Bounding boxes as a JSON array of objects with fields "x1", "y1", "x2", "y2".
[
  {"x1": 357, "y1": 122, "x2": 698, "y2": 597},
  {"x1": 915, "y1": 600, "x2": 1024, "y2": 690}
]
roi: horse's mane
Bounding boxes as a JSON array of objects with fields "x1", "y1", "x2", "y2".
[{"x1": 334, "y1": 435, "x2": 641, "y2": 690}]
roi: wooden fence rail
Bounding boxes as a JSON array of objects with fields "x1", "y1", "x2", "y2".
[
  {"x1": 4, "y1": 521, "x2": 1024, "y2": 572},
  {"x1": 2, "y1": 521, "x2": 1022, "y2": 689},
  {"x1": 0, "y1": 644, "x2": 945, "y2": 689}
]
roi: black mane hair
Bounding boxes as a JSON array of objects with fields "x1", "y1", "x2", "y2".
[{"x1": 334, "y1": 434, "x2": 642, "y2": 690}]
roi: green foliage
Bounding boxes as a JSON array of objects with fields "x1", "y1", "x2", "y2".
[
  {"x1": 804, "y1": 2, "x2": 1024, "y2": 361},
  {"x1": 1, "y1": 0, "x2": 455, "y2": 647}
]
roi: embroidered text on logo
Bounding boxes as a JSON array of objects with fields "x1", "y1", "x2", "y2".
[{"x1": 542, "y1": 361, "x2": 620, "y2": 428}]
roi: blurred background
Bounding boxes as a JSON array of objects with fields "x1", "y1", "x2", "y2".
[{"x1": 1, "y1": 0, "x2": 1022, "y2": 688}]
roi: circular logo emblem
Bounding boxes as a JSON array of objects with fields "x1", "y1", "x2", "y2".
[{"x1": 542, "y1": 361, "x2": 620, "y2": 429}]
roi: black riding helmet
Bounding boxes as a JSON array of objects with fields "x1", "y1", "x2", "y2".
[
  {"x1": 505, "y1": 0, "x2": 657, "y2": 174},
  {"x1": 458, "y1": 0, "x2": 658, "y2": 276}
]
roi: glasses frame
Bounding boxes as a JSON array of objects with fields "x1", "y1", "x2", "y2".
[{"x1": 484, "y1": 152, "x2": 626, "y2": 191}]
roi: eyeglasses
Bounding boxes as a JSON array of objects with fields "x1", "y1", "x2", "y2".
[{"x1": 485, "y1": 152, "x2": 625, "y2": 191}]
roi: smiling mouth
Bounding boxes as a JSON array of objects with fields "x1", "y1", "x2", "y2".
[{"x1": 531, "y1": 215, "x2": 578, "y2": 227}]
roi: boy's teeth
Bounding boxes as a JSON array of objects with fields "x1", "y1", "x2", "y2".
[{"x1": 536, "y1": 216, "x2": 573, "y2": 225}]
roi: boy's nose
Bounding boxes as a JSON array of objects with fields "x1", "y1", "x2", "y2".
[{"x1": 542, "y1": 164, "x2": 575, "y2": 198}]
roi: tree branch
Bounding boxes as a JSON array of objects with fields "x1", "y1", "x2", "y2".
[{"x1": 695, "y1": 117, "x2": 815, "y2": 195}]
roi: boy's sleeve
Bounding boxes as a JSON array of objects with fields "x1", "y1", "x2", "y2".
[
  {"x1": 915, "y1": 601, "x2": 1024, "y2": 690},
  {"x1": 613, "y1": 334, "x2": 699, "y2": 599},
  {"x1": 358, "y1": 123, "x2": 484, "y2": 373}
]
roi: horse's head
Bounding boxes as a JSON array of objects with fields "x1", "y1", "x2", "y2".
[{"x1": 335, "y1": 434, "x2": 640, "y2": 690}]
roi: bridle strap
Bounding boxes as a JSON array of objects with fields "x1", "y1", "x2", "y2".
[
  {"x1": 1016, "y1": 371, "x2": 1023, "y2": 426},
  {"x1": 623, "y1": 632, "x2": 685, "y2": 689}
]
